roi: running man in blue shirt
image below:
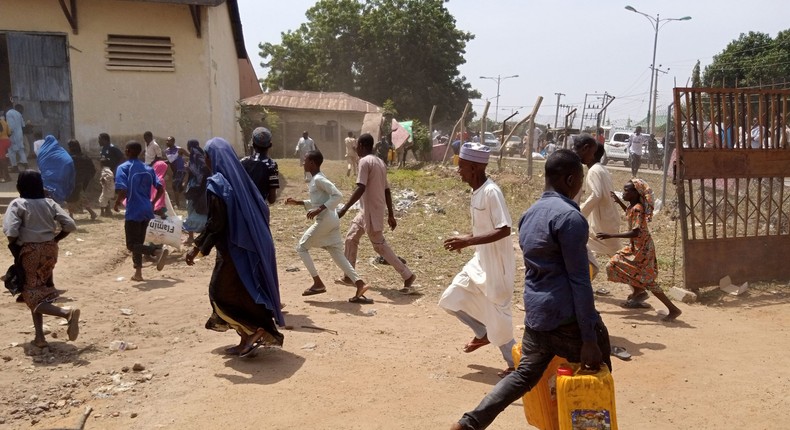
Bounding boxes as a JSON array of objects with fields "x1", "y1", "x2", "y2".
[
  {"x1": 451, "y1": 149, "x2": 612, "y2": 430},
  {"x1": 114, "y1": 141, "x2": 165, "y2": 281}
]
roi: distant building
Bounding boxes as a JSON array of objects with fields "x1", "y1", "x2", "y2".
[
  {"x1": 0, "y1": 0, "x2": 260, "y2": 155},
  {"x1": 241, "y1": 90, "x2": 382, "y2": 160}
]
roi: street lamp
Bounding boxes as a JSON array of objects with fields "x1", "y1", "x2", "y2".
[
  {"x1": 480, "y1": 74, "x2": 519, "y2": 123},
  {"x1": 625, "y1": 5, "x2": 690, "y2": 134}
]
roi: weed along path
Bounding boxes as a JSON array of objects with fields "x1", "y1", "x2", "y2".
[{"x1": 0, "y1": 159, "x2": 787, "y2": 429}]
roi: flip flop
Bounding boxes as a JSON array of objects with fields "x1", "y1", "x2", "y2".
[
  {"x1": 334, "y1": 278, "x2": 354, "y2": 286},
  {"x1": 611, "y1": 346, "x2": 632, "y2": 361},
  {"x1": 302, "y1": 287, "x2": 327, "y2": 296},
  {"x1": 348, "y1": 295, "x2": 374, "y2": 304},
  {"x1": 462, "y1": 336, "x2": 490, "y2": 353},
  {"x1": 239, "y1": 342, "x2": 262, "y2": 358},
  {"x1": 621, "y1": 300, "x2": 651, "y2": 309},
  {"x1": 67, "y1": 308, "x2": 80, "y2": 341}
]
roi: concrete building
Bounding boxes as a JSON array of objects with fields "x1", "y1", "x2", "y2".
[
  {"x1": 0, "y1": 0, "x2": 260, "y2": 155},
  {"x1": 241, "y1": 90, "x2": 382, "y2": 160}
]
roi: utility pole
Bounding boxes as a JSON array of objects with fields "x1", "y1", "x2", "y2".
[
  {"x1": 580, "y1": 92, "x2": 609, "y2": 131},
  {"x1": 553, "y1": 92, "x2": 565, "y2": 128},
  {"x1": 652, "y1": 66, "x2": 669, "y2": 133}
]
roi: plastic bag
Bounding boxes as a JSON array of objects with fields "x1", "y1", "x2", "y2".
[{"x1": 145, "y1": 192, "x2": 182, "y2": 249}]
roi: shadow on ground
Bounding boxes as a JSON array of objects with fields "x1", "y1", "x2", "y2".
[{"x1": 215, "y1": 348, "x2": 306, "y2": 385}]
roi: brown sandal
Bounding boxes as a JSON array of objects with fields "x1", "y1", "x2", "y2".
[{"x1": 462, "y1": 335, "x2": 490, "y2": 353}]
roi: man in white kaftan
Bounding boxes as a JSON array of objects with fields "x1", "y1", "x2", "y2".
[
  {"x1": 579, "y1": 143, "x2": 622, "y2": 256},
  {"x1": 439, "y1": 142, "x2": 517, "y2": 375}
]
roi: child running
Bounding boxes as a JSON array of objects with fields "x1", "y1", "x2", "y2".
[
  {"x1": 285, "y1": 150, "x2": 371, "y2": 303},
  {"x1": 596, "y1": 178, "x2": 682, "y2": 321},
  {"x1": 98, "y1": 157, "x2": 115, "y2": 217},
  {"x1": 3, "y1": 171, "x2": 80, "y2": 348}
]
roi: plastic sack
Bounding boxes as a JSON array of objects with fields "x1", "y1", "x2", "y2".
[{"x1": 145, "y1": 192, "x2": 182, "y2": 249}]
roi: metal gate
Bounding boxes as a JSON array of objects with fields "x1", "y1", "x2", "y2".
[
  {"x1": 4, "y1": 32, "x2": 74, "y2": 141},
  {"x1": 673, "y1": 87, "x2": 790, "y2": 289}
]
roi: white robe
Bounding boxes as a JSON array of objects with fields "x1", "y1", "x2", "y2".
[
  {"x1": 439, "y1": 178, "x2": 515, "y2": 346},
  {"x1": 580, "y1": 163, "x2": 622, "y2": 256}
]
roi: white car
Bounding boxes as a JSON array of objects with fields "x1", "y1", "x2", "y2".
[
  {"x1": 602, "y1": 131, "x2": 632, "y2": 166},
  {"x1": 602, "y1": 131, "x2": 664, "y2": 168}
]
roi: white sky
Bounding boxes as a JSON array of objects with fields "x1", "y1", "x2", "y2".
[{"x1": 237, "y1": 0, "x2": 788, "y2": 127}]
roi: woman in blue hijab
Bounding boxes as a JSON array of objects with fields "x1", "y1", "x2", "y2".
[
  {"x1": 185, "y1": 137, "x2": 283, "y2": 357},
  {"x1": 36, "y1": 135, "x2": 75, "y2": 205}
]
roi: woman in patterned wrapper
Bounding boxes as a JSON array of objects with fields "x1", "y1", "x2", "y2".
[{"x1": 596, "y1": 178, "x2": 682, "y2": 322}]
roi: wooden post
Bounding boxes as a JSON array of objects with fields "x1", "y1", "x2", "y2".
[
  {"x1": 428, "y1": 104, "x2": 437, "y2": 159},
  {"x1": 442, "y1": 102, "x2": 471, "y2": 164},
  {"x1": 479, "y1": 101, "x2": 491, "y2": 141},
  {"x1": 525, "y1": 97, "x2": 543, "y2": 178}
]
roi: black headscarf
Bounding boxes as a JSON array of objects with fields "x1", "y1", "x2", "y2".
[{"x1": 17, "y1": 171, "x2": 46, "y2": 199}]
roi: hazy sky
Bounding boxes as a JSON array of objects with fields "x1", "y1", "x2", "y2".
[{"x1": 237, "y1": 0, "x2": 788, "y2": 127}]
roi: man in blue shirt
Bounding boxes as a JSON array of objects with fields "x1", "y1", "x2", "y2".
[
  {"x1": 114, "y1": 141, "x2": 165, "y2": 281},
  {"x1": 451, "y1": 149, "x2": 611, "y2": 430}
]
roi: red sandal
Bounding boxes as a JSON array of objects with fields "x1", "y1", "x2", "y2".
[{"x1": 462, "y1": 335, "x2": 490, "y2": 353}]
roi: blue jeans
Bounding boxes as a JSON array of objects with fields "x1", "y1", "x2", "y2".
[{"x1": 456, "y1": 320, "x2": 612, "y2": 430}]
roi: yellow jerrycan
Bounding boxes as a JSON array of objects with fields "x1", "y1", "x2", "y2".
[
  {"x1": 511, "y1": 344, "x2": 563, "y2": 430},
  {"x1": 556, "y1": 363, "x2": 618, "y2": 430}
]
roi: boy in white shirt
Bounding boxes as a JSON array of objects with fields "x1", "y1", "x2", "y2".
[{"x1": 286, "y1": 151, "x2": 371, "y2": 303}]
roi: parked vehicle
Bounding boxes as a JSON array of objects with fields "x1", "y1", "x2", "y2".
[
  {"x1": 482, "y1": 131, "x2": 501, "y2": 154},
  {"x1": 503, "y1": 135, "x2": 524, "y2": 157},
  {"x1": 602, "y1": 130, "x2": 664, "y2": 168},
  {"x1": 602, "y1": 131, "x2": 631, "y2": 166}
]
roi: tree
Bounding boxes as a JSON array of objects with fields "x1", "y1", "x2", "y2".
[
  {"x1": 691, "y1": 60, "x2": 701, "y2": 87},
  {"x1": 702, "y1": 30, "x2": 790, "y2": 88},
  {"x1": 257, "y1": 0, "x2": 480, "y2": 122}
]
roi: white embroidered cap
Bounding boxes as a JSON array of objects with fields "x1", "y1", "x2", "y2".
[{"x1": 459, "y1": 142, "x2": 491, "y2": 164}]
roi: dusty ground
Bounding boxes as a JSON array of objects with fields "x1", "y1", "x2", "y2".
[{"x1": 0, "y1": 158, "x2": 788, "y2": 430}]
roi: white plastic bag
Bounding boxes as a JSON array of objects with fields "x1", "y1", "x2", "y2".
[{"x1": 145, "y1": 192, "x2": 182, "y2": 249}]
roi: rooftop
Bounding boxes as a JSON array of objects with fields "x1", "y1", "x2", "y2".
[{"x1": 242, "y1": 90, "x2": 382, "y2": 113}]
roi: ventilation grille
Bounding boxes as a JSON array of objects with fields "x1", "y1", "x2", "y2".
[{"x1": 105, "y1": 35, "x2": 174, "y2": 71}]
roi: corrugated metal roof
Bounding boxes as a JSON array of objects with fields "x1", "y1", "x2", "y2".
[
  {"x1": 121, "y1": 0, "x2": 226, "y2": 6},
  {"x1": 242, "y1": 90, "x2": 382, "y2": 113}
]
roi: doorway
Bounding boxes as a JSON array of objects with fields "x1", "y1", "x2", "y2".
[{"x1": 0, "y1": 32, "x2": 74, "y2": 142}]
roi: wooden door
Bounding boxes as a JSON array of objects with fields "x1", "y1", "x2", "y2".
[{"x1": 5, "y1": 32, "x2": 74, "y2": 142}]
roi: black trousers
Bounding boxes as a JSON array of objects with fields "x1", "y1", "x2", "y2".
[{"x1": 124, "y1": 220, "x2": 156, "y2": 268}]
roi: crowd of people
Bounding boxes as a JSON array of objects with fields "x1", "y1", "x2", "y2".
[{"x1": 1, "y1": 121, "x2": 685, "y2": 428}]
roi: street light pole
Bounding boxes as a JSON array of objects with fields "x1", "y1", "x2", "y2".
[
  {"x1": 625, "y1": 5, "x2": 690, "y2": 134},
  {"x1": 480, "y1": 74, "x2": 519, "y2": 124},
  {"x1": 554, "y1": 92, "x2": 565, "y2": 128}
]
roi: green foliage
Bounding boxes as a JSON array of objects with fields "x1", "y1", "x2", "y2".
[
  {"x1": 410, "y1": 119, "x2": 431, "y2": 159},
  {"x1": 257, "y1": 0, "x2": 480, "y2": 122},
  {"x1": 236, "y1": 101, "x2": 280, "y2": 155},
  {"x1": 691, "y1": 60, "x2": 702, "y2": 87},
  {"x1": 382, "y1": 99, "x2": 398, "y2": 117},
  {"x1": 703, "y1": 30, "x2": 790, "y2": 88}
]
